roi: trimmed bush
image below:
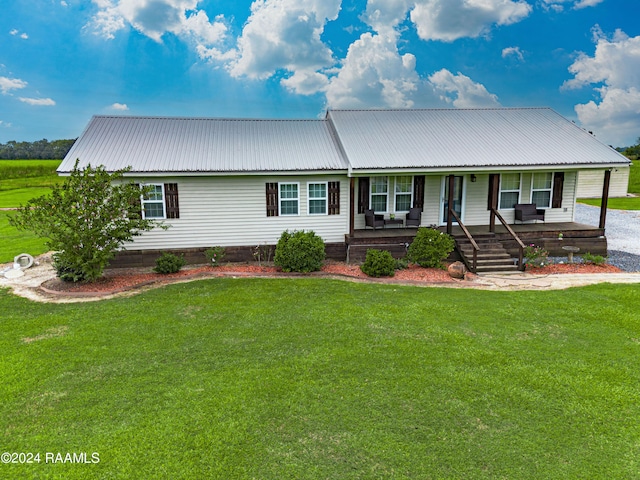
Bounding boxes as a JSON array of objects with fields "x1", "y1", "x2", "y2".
[
  {"x1": 407, "y1": 227, "x2": 455, "y2": 268},
  {"x1": 154, "y1": 252, "x2": 185, "y2": 274},
  {"x1": 274, "y1": 230, "x2": 325, "y2": 273},
  {"x1": 581, "y1": 252, "x2": 606, "y2": 265},
  {"x1": 361, "y1": 249, "x2": 396, "y2": 277},
  {"x1": 204, "y1": 246, "x2": 226, "y2": 267}
]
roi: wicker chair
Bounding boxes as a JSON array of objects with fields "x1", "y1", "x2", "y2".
[
  {"x1": 364, "y1": 209, "x2": 385, "y2": 229},
  {"x1": 514, "y1": 203, "x2": 545, "y2": 223},
  {"x1": 405, "y1": 208, "x2": 422, "y2": 227}
]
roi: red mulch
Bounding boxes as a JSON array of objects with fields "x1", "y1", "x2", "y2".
[{"x1": 40, "y1": 260, "x2": 621, "y2": 296}]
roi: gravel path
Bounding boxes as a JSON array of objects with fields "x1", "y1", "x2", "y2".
[{"x1": 575, "y1": 203, "x2": 640, "y2": 272}]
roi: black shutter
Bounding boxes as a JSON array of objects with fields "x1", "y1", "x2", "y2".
[
  {"x1": 266, "y1": 182, "x2": 279, "y2": 217},
  {"x1": 164, "y1": 183, "x2": 180, "y2": 219},
  {"x1": 358, "y1": 177, "x2": 369, "y2": 214},
  {"x1": 413, "y1": 175, "x2": 425, "y2": 209},
  {"x1": 328, "y1": 181, "x2": 340, "y2": 215},
  {"x1": 552, "y1": 172, "x2": 564, "y2": 208}
]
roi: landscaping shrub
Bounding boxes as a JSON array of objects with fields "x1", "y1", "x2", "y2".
[
  {"x1": 581, "y1": 252, "x2": 606, "y2": 265},
  {"x1": 407, "y1": 227, "x2": 455, "y2": 268},
  {"x1": 204, "y1": 246, "x2": 225, "y2": 267},
  {"x1": 274, "y1": 230, "x2": 325, "y2": 273},
  {"x1": 524, "y1": 244, "x2": 550, "y2": 269},
  {"x1": 360, "y1": 249, "x2": 396, "y2": 277},
  {"x1": 154, "y1": 252, "x2": 185, "y2": 274},
  {"x1": 394, "y1": 257, "x2": 408, "y2": 270}
]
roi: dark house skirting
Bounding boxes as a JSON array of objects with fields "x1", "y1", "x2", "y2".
[{"x1": 109, "y1": 243, "x2": 348, "y2": 268}]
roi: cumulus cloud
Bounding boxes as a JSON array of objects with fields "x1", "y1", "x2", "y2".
[
  {"x1": 0, "y1": 120, "x2": 12, "y2": 128},
  {"x1": 228, "y1": 0, "x2": 341, "y2": 82},
  {"x1": 429, "y1": 69, "x2": 500, "y2": 108},
  {"x1": 502, "y1": 46, "x2": 524, "y2": 61},
  {"x1": 564, "y1": 29, "x2": 640, "y2": 146},
  {"x1": 325, "y1": 32, "x2": 423, "y2": 108},
  {"x1": 410, "y1": 0, "x2": 531, "y2": 42},
  {"x1": 10, "y1": 29, "x2": 28, "y2": 39},
  {"x1": 18, "y1": 97, "x2": 56, "y2": 106},
  {"x1": 0, "y1": 76, "x2": 27, "y2": 94},
  {"x1": 110, "y1": 102, "x2": 129, "y2": 110},
  {"x1": 88, "y1": 0, "x2": 229, "y2": 51}
]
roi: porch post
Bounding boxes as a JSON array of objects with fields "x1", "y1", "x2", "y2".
[
  {"x1": 599, "y1": 169, "x2": 611, "y2": 229},
  {"x1": 447, "y1": 174, "x2": 454, "y2": 234},
  {"x1": 488, "y1": 174, "x2": 498, "y2": 233},
  {"x1": 349, "y1": 177, "x2": 355, "y2": 236}
]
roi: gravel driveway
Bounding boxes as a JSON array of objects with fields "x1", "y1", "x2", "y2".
[{"x1": 575, "y1": 203, "x2": 640, "y2": 271}]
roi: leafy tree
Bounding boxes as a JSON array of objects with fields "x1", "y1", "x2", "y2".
[{"x1": 10, "y1": 160, "x2": 161, "y2": 282}]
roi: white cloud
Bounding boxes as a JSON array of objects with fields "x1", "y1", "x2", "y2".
[
  {"x1": 429, "y1": 69, "x2": 500, "y2": 108},
  {"x1": 410, "y1": 0, "x2": 531, "y2": 42},
  {"x1": 540, "y1": 0, "x2": 604, "y2": 11},
  {"x1": 326, "y1": 32, "x2": 423, "y2": 108},
  {"x1": 564, "y1": 29, "x2": 640, "y2": 146},
  {"x1": 88, "y1": 0, "x2": 228, "y2": 49},
  {"x1": 0, "y1": 120, "x2": 12, "y2": 128},
  {"x1": 0, "y1": 76, "x2": 27, "y2": 94},
  {"x1": 502, "y1": 46, "x2": 524, "y2": 61},
  {"x1": 110, "y1": 102, "x2": 129, "y2": 110},
  {"x1": 61, "y1": 1, "x2": 69, "y2": 6},
  {"x1": 19, "y1": 97, "x2": 56, "y2": 106},
  {"x1": 10, "y1": 29, "x2": 28, "y2": 39},
  {"x1": 228, "y1": 0, "x2": 341, "y2": 81}
]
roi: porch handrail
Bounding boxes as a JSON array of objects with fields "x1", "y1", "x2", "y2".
[
  {"x1": 491, "y1": 208, "x2": 526, "y2": 271},
  {"x1": 448, "y1": 208, "x2": 478, "y2": 272}
]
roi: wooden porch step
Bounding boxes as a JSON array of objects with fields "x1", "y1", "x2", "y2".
[{"x1": 453, "y1": 235, "x2": 519, "y2": 273}]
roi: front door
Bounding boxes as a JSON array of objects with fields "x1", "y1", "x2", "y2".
[{"x1": 440, "y1": 175, "x2": 464, "y2": 225}]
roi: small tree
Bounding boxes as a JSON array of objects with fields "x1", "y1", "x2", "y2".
[
  {"x1": 407, "y1": 227, "x2": 455, "y2": 268},
  {"x1": 10, "y1": 160, "x2": 161, "y2": 282}
]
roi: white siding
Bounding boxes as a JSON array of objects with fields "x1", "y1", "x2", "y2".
[
  {"x1": 125, "y1": 175, "x2": 349, "y2": 250},
  {"x1": 576, "y1": 167, "x2": 630, "y2": 198}
]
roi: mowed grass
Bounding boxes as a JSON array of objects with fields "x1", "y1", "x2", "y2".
[
  {"x1": 1, "y1": 279, "x2": 639, "y2": 479},
  {"x1": 0, "y1": 160, "x2": 61, "y2": 262}
]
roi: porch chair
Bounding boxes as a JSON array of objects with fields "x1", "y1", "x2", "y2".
[
  {"x1": 514, "y1": 203, "x2": 545, "y2": 223},
  {"x1": 405, "y1": 208, "x2": 422, "y2": 227},
  {"x1": 364, "y1": 209, "x2": 385, "y2": 229}
]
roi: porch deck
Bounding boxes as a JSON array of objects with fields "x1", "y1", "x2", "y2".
[{"x1": 346, "y1": 222, "x2": 606, "y2": 263}]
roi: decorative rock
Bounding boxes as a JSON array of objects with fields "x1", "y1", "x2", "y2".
[
  {"x1": 448, "y1": 261, "x2": 466, "y2": 279},
  {"x1": 4, "y1": 268, "x2": 25, "y2": 279}
]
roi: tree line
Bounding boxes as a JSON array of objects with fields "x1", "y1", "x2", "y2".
[{"x1": 0, "y1": 138, "x2": 76, "y2": 159}]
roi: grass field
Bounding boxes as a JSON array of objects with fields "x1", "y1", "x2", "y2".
[
  {"x1": 579, "y1": 160, "x2": 639, "y2": 209},
  {"x1": 1, "y1": 279, "x2": 639, "y2": 479},
  {"x1": 0, "y1": 160, "x2": 61, "y2": 263}
]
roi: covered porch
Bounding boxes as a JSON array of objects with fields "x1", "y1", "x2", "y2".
[{"x1": 346, "y1": 221, "x2": 606, "y2": 266}]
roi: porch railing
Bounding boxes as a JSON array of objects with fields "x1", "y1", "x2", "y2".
[
  {"x1": 491, "y1": 208, "x2": 526, "y2": 271},
  {"x1": 448, "y1": 208, "x2": 478, "y2": 272}
]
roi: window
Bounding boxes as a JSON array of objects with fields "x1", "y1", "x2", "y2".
[
  {"x1": 531, "y1": 172, "x2": 553, "y2": 208},
  {"x1": 499, "y1": 173, "x2": 521, "y2": 209},
  {"x1": 394, "y1": 176, "x2": 413, "y2": 212},
  {"x1": 142, "y1": 184, "x2": 165, "y2": 219},
  {"x1": 308, "y1": 183, "x2": 327, "y2": 215},
  {"x1": 279, "y1": 183, "x2": 299, "y2": 215},
  {"x1": 370, "y1": 177, "x2": 389, "y2": 212}
]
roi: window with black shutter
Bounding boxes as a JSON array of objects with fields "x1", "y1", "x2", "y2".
[
  {"x1": 358, "y1": 177, "x2": 369, "y2": 213},
  {"x1": 164, "y1": 183, "x2": 180, "y2": 219},
  {"x1": 413, "y1": 175, "x2": 425, "y2": 209},
  {"x1": 266, "y1": 182, "x2": 279, "y2": 216},
  {"x1": 328, "y1": 181, "x2": 340, "y2": 215},
  {"x1": 552, "y1": 172, "x2": 564, "y2": 208}
]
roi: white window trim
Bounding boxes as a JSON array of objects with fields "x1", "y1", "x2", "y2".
[
  {"x1": 369, "y1": 176, "x2": 389, "y2": 213},
  {"x1": 141, "y1": 183, "x2": 166, "y2": 219},
  {"x1": 279, "y1": 182, "x2": 300, "y2": 216},
  {"x1": 530, "y1": 172, "x2": 553, "y2": 209},
  {"x1": 307, "y1": 182, "x2": 328, "y2": 216},
  {"x1": 393, "y1": 176, "x2": 414, "y2": 213},
  {"x1": 498, "y1": 173, "x2": 521, "y2": 210}
]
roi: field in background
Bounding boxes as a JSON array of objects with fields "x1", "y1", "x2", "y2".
[
  {"x1": 0, "y1": 160, "x2": 61, "y2": 262},
  {"x1": 579, "y1": 160, "x2": 640, "y2": 209}
]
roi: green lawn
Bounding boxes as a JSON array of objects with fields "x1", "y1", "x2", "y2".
[
  {"x1": 0, "y1": 211, "x2": 49, "y2": 263},
  {"x1": 1, "y1": 279, "x2": 639, "y2": 479},
  {"x1": 578, "y1": 196, "x2": 640, "y2": 210}
]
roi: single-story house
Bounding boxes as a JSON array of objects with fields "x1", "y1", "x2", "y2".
[{"x1": 58, "y1": 108, "x2": 630, "y2": 272}]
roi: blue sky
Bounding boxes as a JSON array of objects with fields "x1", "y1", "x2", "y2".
[{"x1": 1, "y1": 0, "x2": 639, "y2": 147}]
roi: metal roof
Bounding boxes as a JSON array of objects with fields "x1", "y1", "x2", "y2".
[
  {"x1": 326, "y1": 108, "x2": 630, "y2": 171},
  {"x1": 59, "y1": 116, "x2": 349, "y2": 174}
]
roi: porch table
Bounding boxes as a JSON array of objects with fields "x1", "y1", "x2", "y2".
[{"x1": 385, "y1": 219, "x2": 404, "y2": 228}]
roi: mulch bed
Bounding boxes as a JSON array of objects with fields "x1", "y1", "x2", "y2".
[{"x1": 40, "y1": 260, "x2": 621, "y2": 296}]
